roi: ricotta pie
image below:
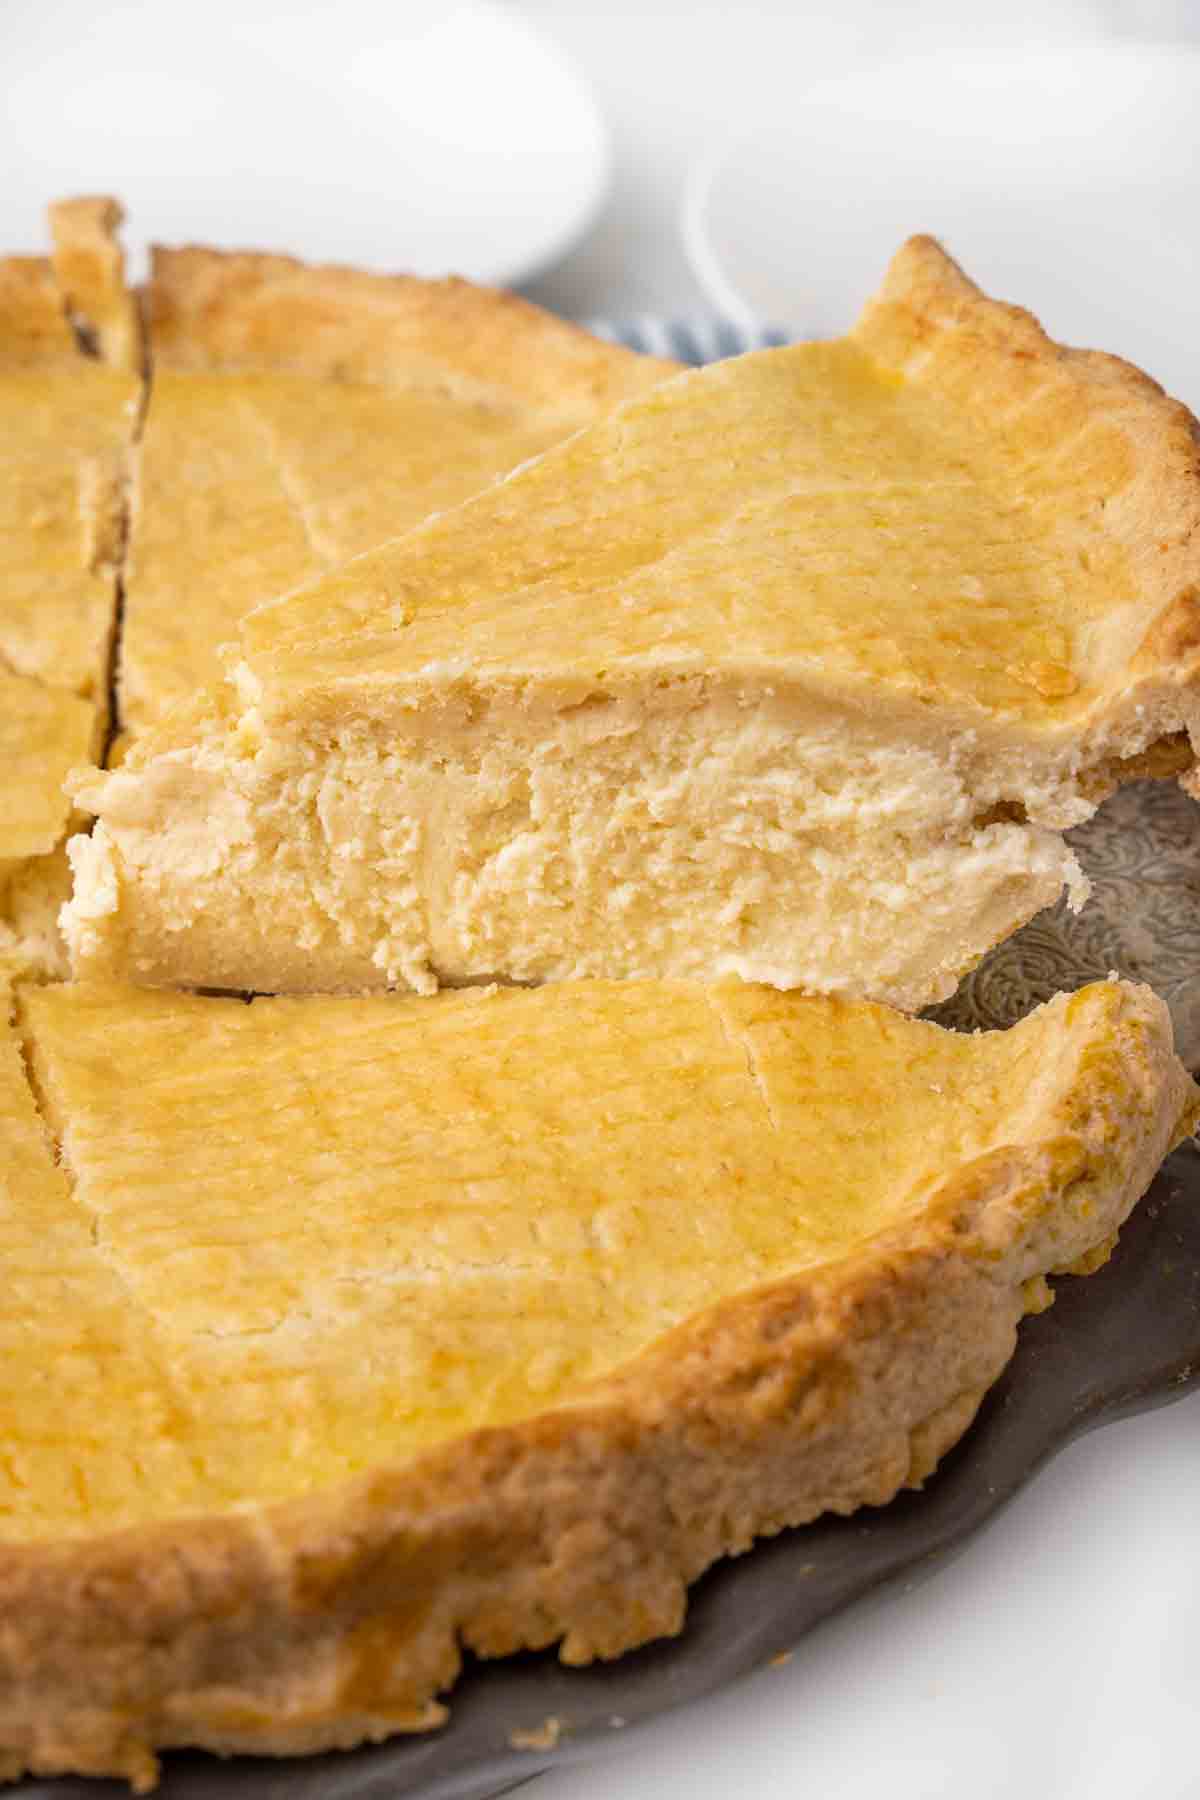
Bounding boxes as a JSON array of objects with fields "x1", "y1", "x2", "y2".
[
  {"x1": 2, "y1": 972, "x2": 1193, "y2": 1786},
  {"x1": 120, "y1": 244, "x2": 676, "y2": 735},
  {"x1": 67, "y1": 240, "x2": 1200, "y2": 1006},
  {"x1": 0, "y1": 199, "x2": 139, "y2": 977}
]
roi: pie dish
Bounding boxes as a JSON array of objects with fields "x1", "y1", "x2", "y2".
[
  {"x1": 0, "y1": 199, "x2": 139, "y2": 978},
  {"x1": 1, "y1": 971, "x2": 1193, "y2": 1787},
  {"x1": 67, "y1": 238, "x2": 1200, "y2": 1007}
]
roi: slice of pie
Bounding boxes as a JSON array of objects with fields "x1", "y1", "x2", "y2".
[
  {"x1": 2, "y1": 200, "x2": 672, "y2": 963},
  {"x1": 120, "y1": 245, "x2": 677, "y2": 735},
  {"x1": 67, "y1": 239, "x2": 1200, "y2": 1006},
  {"x1": 0, "y1": 199, "x2": 140, "y2": 977},
  {"x1": 1, "y1": 972, "x2": 1193, "y2": 1785}
]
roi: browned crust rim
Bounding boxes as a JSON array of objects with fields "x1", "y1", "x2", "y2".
[
  {"x1": 146, "y1": 242, "x2": 679, "y2": 412},
  {"x1": 0, "y1": 981, "x2": 1193, "y2": 1788},
  {"x1": 855, "y1": 236, "x2": 1200, "y2": 708},
  {"x1": 48, "y1": 196, "x2": 142, "y2": 375}
]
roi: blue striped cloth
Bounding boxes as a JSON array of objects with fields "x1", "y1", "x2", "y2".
[{"x1": 588, "y1": 316, "x2": 791, "y2": 366}]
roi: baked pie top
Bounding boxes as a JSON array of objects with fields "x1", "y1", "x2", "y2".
[
  {"x1": 120, "y1": 246, "x2": 676, "y2": 732},
  {"x1": 13, "y1": 972, "x2": 1133, "y2": 1538},
  {"x1": 222, "y1": 236, "x2": 1200, "y2": 745},
  {"x1": 0, "y1": 971, "x2": 1192, "y2": 1786},
  {"x1": 0, "y1": 199, "x2": 137, "y2": 703},
  {"x1": 0, "y1": 200, "x2": 140, "y2": 975}
]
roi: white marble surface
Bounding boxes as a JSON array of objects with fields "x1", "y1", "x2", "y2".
[{"x1": 510, "y1": 6, "x2": 1200, "y2": 1798}]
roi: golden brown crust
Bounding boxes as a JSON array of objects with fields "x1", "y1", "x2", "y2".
[
  {"x1": 0, "y1": 197, "x2": 139, "y2": 373},
  {"x1": 48, "y1": 196, "x2": 142, "y2": 374},
  {"x1": 0, "y1": 256, "x2": 77, "y2": 368},
  {"x1": 856, "y1": 236, "x2": 1200, "y2": 726},
  {"x1": 0, "y1": 980, "x2": 1191, "y2": 1788},
  {"x1": 147, "y1": 244, "x2": 678, "y2": 415},
  {"x1": 0, "y1": 198, "x2": 140, "y2": 975},
  {"x1": 114, "y1": 244, "x2": 675, "y2": 734}
]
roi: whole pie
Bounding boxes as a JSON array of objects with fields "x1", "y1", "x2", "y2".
[
  {"x1": 66, "y1": 236, "x2": 1200, "y2": 1007},
  {"x1": 2, "y1": 200, "x2": 1198, "y2": 1791}
]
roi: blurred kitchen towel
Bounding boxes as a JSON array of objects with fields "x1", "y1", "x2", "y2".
[{"x1": 590, "y1": 316, "x2": 790, "y2": 364}]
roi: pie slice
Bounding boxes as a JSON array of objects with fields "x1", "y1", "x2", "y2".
[
  {"x1": 119, "y1": 245, "x2": 676, "y2": 736},
  {"x1": 68, "y1": 239, "x2": 1200, "y2": 1007},
  {"x1": 0, "y1": 199, "x2": 140, "y2": 976},
  {"x1": 1, "y1": 973, "x2": 1193, "y2": 1785}
]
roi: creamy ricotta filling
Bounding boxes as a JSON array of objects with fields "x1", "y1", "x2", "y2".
[{"x1": 67, "y1": 693, "x2": 1090, "y2": 1010}]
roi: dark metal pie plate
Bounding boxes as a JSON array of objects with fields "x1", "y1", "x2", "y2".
[{"x1": 24, "y1": 783, "x2": 1200, "y2": 1800}]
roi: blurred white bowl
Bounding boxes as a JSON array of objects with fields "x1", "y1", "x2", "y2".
[
  {"x1": 685, "y1": 44, "x2": 1200, "y2": 407},
  {"x1": 2, "y1": 0, "x2": 610, "y2": 286}
]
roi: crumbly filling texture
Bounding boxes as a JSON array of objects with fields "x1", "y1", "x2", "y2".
[
  {"x1": 68, "y1": 691, "x2": 1087, "y2": 1008},
  {"x1": 5, "y1": 976, "x2": 1127, "y2": 1542},
  {"x1": 0, "y1": 970, "x2": 190, "y2": 1536}
]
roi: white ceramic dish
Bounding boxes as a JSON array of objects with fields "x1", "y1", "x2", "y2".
[
  {"x1": 685, "y1": 44, "x2": 1200, "y2": 408},
  {"x1": 1, "y1": 0, "x2": 610, "y2": 286}
]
